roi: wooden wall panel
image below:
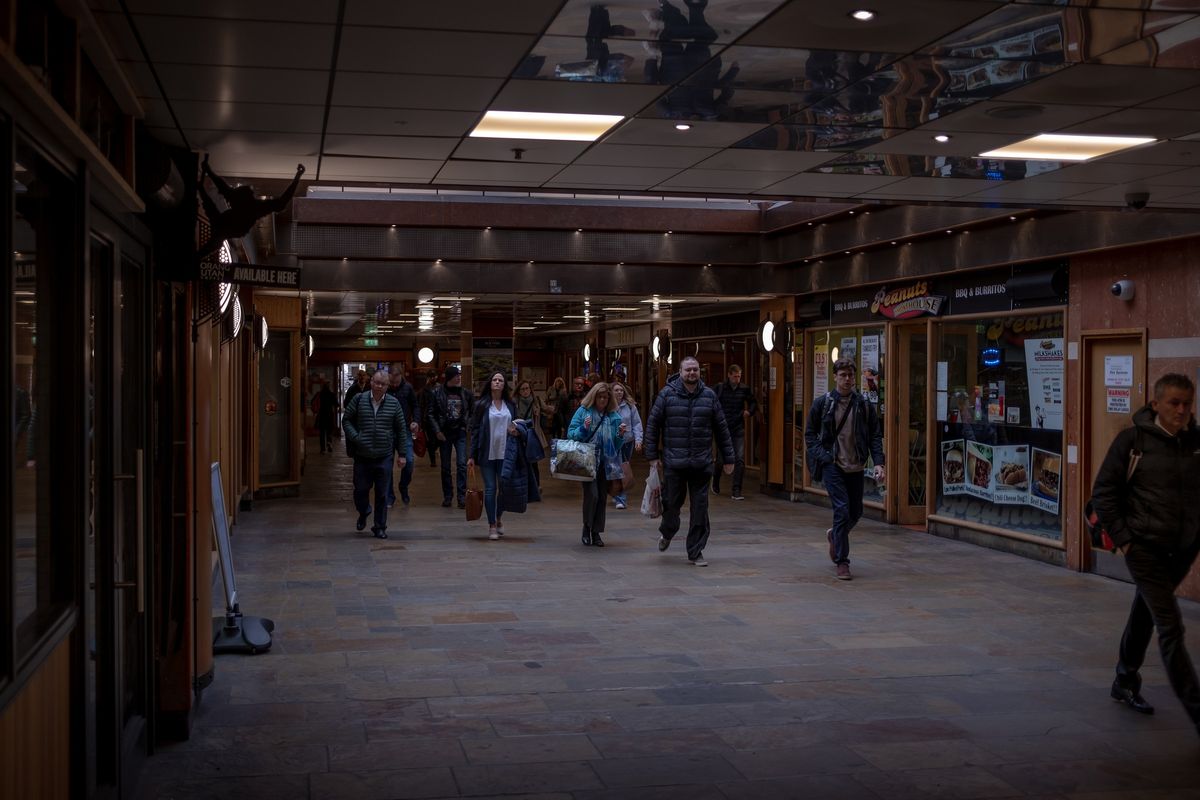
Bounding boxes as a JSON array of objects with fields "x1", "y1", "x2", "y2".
[
  {"x1": 0, "y1": 636, "x2": 72, "y2": 799},
  {"x1": 253, "y1": 294, "x2": 301, "y2": 330}
]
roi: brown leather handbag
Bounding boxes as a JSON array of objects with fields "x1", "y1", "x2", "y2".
[{"x1": 464, "y1": 465, "x2": 483, "y2": 521}]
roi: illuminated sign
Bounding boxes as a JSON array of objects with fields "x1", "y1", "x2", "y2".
[
  {"x1": 363, "y1": 338, "x2": 379, "y2": 347},
  {"x1": 870, "y1": 281, "x2": 945, "y2": 319}
]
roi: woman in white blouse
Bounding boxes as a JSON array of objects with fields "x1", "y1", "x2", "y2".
[{"x1": 468, "y1": 372, "x2": 519, "y2": 540}]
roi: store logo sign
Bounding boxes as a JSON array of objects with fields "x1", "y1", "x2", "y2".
[{"x1": 871, "y1": 281, "x2": 945, "y2": 319}]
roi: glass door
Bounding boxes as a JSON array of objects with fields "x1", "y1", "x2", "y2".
[
  {"x1": 89, "y1": 224, "x2": 151, "y2": 796},
  {"x1": 895, "y1": 324, "x2": 928, "y2": 525}
]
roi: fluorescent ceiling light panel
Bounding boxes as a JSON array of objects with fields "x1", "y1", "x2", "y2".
[
  {"x1": 979, "y1": 133, "x2": 1155, "y2": 161},
  {"x1": 640, "y1": 298, "x2": 686, "y2": 304},
  {"x1": 602, "y1": 307, "x2": 641, "y2": 312},
  {"x1": 470, "y1": 110, "x2": 624, "y2": 142},
  {"x1": 533, "y1": 321, "x2": 563, "y2": 325},
  {"x1": 432, "y1": 296, "x2": 475, "y2": 301}
]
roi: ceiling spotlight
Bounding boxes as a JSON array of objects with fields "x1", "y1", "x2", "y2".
[
  {"x1": 1009, "y1": 215, "x2": 1018, "y2": 220},
  {"x1": 675, "y1": 123, "x2": 691, "y2": 131},
  {"x1": 849, "y1": 9, "x2": 876, "y2": 21},
  {"x1": 933, "y1": 134, "x2": 951, "y2": 143},
  {"x1": 946, "y1": 229, "x2": 953, "y2": 234}
]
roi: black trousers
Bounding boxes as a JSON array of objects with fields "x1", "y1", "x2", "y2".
[
  {"x1": 660, "y1": 466, "x2": 712, "y2": 560},
  {"x1": 1116, "y1": 538, "x2": 1200, "y2": 728},
  {"x1": 581, "y1": 473, "x2": 610, "y2": 535},
  {"x1": 317, "y1": 421, "x2": 334, "y2": 452}
]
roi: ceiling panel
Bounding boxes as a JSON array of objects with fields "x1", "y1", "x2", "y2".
[
  {"x1": 323, "y1": 135, "x2": 459, "y2": 160},
  {"x1": 545, "y1": 0, "x2": 792, "y2": 44},
  {"x1": 922, "y1": 100, "x2": 1113, "y2": 135},
  {"x1": 319, "y1": 156, "x2": 444, "y2": 182},
  {"x1": 344, "y1": 0, "x2": 563, "y2": 32},
  {"x1": 490, "y1": 80, "x2": 666, "y2": 116},
  {"x1": 188, "y1": 130, "x2": 321, "y2": 154},
  {"x1": 739, "y1": 0, "x2": 999, "y2": 51},
  {"x1": 199, "y1": 153, "x2": 320, "y2": 179},
  {"x1": 694, "y1": 149, "x2": 839, "y2": 172},
  {"x1": 123, "y1": 0, "x2": 337, "y2": 22},
  {"x1": 1059, "y1": 184, "x2": 1199, "y2": 205},
  {"x1": 1101, "y1": 139, "x2": 1200, "y2": 166},
  {"x1": 1141, "y1": 85, "x2": 1200, "y2": 110},
  {"x1": 167, "y1": 100, "x2": 326, "y2": 132},
  {"x1": 326, "y1": 107, "x2": 481, "y2": 137},
  {"x1": 338, "y1": 27, "x2": 536, "y2": 77},
  {"x1": 605, "y1": 119, "x2": 768, "y2": 147},
  {"x1": 1033, "y1": 160, "x2": 1183, "y2": 183},
  {"x1": 867, "y1": 129, "x2": 1017, "y2": 156},
  {"x1": 130, "y1": 16, "x2": 335, "y2": 69},
  {"x1": 548, "y1": 165, "x2": 685, "y2": 189},
  {"x1": 998, "y1": 63, "x2": 1200, "y2": 107},
  {"x1": 574, "y1": 144, "x2": 719, "y2": 168},
  {"x1": 754, "y1": 172, "x2": 906, "y2": 196},
  {"x1": 656, "y1": 169, "x2": 798, "y2": 191},
  {"x1": 856, "y1": 176, "x2": 1003, "y2": 198},
  {"x1": 961, "y1": 179, "x2": 1106, "y2": 201},
  {"x1": 450, "y1": 138, "x2": 592, "y2": 164},
  {"x1": 331, "y1": 72, "x2": 503, "y2": 111},
  {"x1": 150, "y1": 64, "x2": 328, "y2": 105},
  {"x1": 1061, "y1": 108, "x2": 1200, "y2": 139},
  {"x1": 434, "y1": 161, "x2": 565, "y2": 183}
]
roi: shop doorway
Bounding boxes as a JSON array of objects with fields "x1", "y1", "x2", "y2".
[
  {"x1": 895, "y1": 323, "x2": 929, "y2": 525},
  {"x1": 1081, "y1": 331, "x2": 1146, "y2": 578},
  {"x1": 88, "y1": 219, "x2": 152, "y2": 796}
]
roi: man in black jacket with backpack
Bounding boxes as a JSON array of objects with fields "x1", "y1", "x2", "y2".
[
  {"x1": 1091, "y1": 372, "x2": 1200, "y2": 733},
  {"x1": 804, "y1": 358, "x2": 884, "y2": 581}
]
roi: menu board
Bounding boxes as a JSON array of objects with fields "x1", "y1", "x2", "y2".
[
  {"x1": 965, "y1": 441, "x2": 994, "y2": 501},
  {"x1": 1024, "y1": 337, "x2": 1064, "y2": 430},
  {"x1": 941, "y1": 439, "x2": 967, "y2": 495},
  {"x1": 1030, "y1": 447, "x2": 1062, "y2": 514}
]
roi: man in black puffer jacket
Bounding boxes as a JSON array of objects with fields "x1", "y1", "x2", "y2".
[
  {"x1": 644, "y1": 356, "x2": 735, "y2": 567},
  {"x1": 1091, "y1": 372, "x2": 1200, "y2": 732}
]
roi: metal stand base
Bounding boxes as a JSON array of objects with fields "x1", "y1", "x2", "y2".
[{"x1": 212, "y1": 612, "x2": 275, "y2": 655}]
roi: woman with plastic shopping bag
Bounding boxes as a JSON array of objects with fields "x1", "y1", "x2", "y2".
[
  {"x1": 610, "y1": 381, "x2": 642, "y2": 510},
  {"x1": 567, "y1": 382, "x2": 626, "y2": 547}
]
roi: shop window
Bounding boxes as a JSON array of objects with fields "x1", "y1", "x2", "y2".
[
  {"x1": 800, "y1": 327, "x2": 886, "y2": 501},
  {"x1": 258, "y1": 333, "x2": 293, "y2": 484},
  {"x1": 934, "y1": 313, "x2": 1065, "y2": 540},
  {"x1": 11, "y1": 137, "x2": 80, "y2": 655}
]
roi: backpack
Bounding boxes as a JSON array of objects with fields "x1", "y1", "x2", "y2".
[{"x1": 1084, "y1": 427, "x2": 1144, "y2": 552}]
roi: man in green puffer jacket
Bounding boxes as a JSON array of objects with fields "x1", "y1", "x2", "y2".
[
  {"x1": 1091, "y1": 372, "x2": 1200, "y2": 733},
  {"x1": 343, "y1": 370, "x2": 409, "y2": 540}
]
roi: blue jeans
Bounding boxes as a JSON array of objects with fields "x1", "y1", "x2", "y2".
[
  {"x1": 479, "y1": 458, "x2": 504, "y2": 525},
  {"x1": 387, "y1": 437, "x2": 416, "y2": 505},
  {"x1": 823, "y1": 465, "x2": 864, "y2": 565},
  {"x1": 353, "y1": 455, "x2": 391, "y2": 532},
  {"x1": 614, "y1": 440, "x2": 634, "y2": 505},
  {"x1": 440, "y1": 427, "x2": 468, "y2": 501}
]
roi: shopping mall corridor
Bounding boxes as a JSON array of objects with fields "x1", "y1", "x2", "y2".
[{"x1": 138, "y1": 440, "x2": 1200, "y2": 800}]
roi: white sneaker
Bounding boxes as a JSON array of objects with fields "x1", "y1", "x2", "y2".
[
  {"x1": 690, "y1": 555, "x2": 709, "y2": 567},
  {"x1": 615, "y1": 501, "x2": 627, "y2": 510},
  {"x1": 488, "y1": 528, "x2": 500, "y2": 541},
  {"x1": 496, "y1": 522, "x2": 505, "y2": 536}
]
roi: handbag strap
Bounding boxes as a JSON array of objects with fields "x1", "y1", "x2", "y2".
[{"x1": 467, "y1": 464, "x2": 478, "y2": 490}]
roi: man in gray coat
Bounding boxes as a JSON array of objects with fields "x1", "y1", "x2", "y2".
[
  {"x1": 343, "y1": 370, "x2": 408, "y2": 539},
  {"x1": 644, "y1": 356, "x2": 735, "y2": 567}
]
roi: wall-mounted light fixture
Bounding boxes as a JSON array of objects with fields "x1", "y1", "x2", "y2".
[
  {"x1": 757, "y1": 313, "x2": 792, "y2": 354},
  {"x1": 252, "y1": 313, "x2": 269, "y2": 351},
  {"x1": 302, "y1": 335, "x2": 315, "y2": 358},
  {"x1": 651, "y1": 331, "x2": 672, "y2": 364},
  {"x1": 417, "y1": 345, "x2": 437, "y2": 365}
]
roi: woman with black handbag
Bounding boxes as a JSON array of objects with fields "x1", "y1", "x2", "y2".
[
  {"x1": 567, "y1": 382, "x2": 626, "y2": 547},
  {"x1": 467, "y1": 372, "x2": 520, "y2": 541}
]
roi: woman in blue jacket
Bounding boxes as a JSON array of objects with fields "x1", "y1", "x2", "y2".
[
  {"x1": 568, "y1": 381, "x2": 626, "y2": 547},
  {"x1": 468, "y1": 372, "x2": 520, "y2": 541}
]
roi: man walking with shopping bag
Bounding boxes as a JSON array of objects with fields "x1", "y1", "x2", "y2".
[{"x1": 643, "y1": 356, "x2": 735, "y2": 566}]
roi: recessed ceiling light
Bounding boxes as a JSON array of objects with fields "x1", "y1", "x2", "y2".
[
  {"x1": 849, "y1": 9, "x2": 876, "y2": 21},
  {"x1": 979, "y1": 133, "x2": 1156, "y2": 161},
  {"x1": 431, "y1": 296, "x2": 475, "y2": 301},
  {"x1": 602, "y1": 307, "x2": 640, "y2": 312},
  {"x1": 1009, "y1": 215, "x2": 1018, "y2": 220},
  {"x1": 675, "y1": 123, "x2": 691, "y2": 131},
  {"x1": 563, "y1": 314, "x2": 590, "y2": 319},
  {"x1": 933, "y1": 134, "x2": 951, "y2": 143},
  {"x1": 469, "y1": 110, "x2": 624, "y2": 142},
  {"x1": 946, "y1": 229, "x2": 953, "y2": 233},
  {"x1": 513, "y1": 326, "x2": 535, "y2": 330},
  {"x1": 533, "y1": 321, "x2": 562, "y2": 325},
  {"x1": 639, "y1": 298, "x2": 686, "y2": 304}
]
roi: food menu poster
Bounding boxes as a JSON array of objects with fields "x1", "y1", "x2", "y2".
[
  {"x1": 992, "y1": 445, "x2": 1029, "y2": 505},
  {"x1": 861, "y1": 335, "x2": 880, "y2": 372},
  {"x1": 1030, "y1": 447, "x2": 1061, "y2": 514},
  {"x1": 813, "y1": 345, "x2": 828, "y2": 403},
  {"x1": 942, "y1": 439, "x2": 967, "y2": 495},
  {"x1": 965, "y1": 441, "x2": 994, "y2": 501},
  {"x1": 1023, "y1": 337, "x2": 1064, "y2": 430}
]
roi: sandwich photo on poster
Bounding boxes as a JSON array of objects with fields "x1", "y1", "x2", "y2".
[
  {"x1": 992, "y1": 445, "x2": 1029, "y2": 505},
  {"x1": 942, "y1": 439, "x2": 966, "y2": 495},
  {"x1": 1030, "y1": 448, "x2": 1061, "y2": 514},
  {"x1": 965, "y1": 440, "x2": 995, "y2": 501}
]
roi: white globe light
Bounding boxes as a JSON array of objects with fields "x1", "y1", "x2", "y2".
[
  {"x1": 583, "y1": 342, "x2": 592, "y2": 361},
  {"x1": 417, "y1": 346, "x2": 435, "y2": 364},
  {"x1": 760, "y1": 319, "x2": 776, "y2": 352}
]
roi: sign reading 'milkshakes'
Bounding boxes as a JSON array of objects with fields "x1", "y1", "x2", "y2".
[{"x1": 198, "y1": 260, "x2": 300, "y2": 289}]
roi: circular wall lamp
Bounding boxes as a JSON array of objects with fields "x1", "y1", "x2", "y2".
[
  {"x1": 582, "y1": 342, "x2": 592, "y2": 362},
  {"x1": 217, "y1": 281, "x2": 235, "y2": 316},
  {"x1": 303, "y1": 335, "x2": 315, "y2": 358},
  {"x1": 757, "y1": 314, "x2": 793, "y2": 354},
  {"x1": 230, "y1": 294, "x2": 243, "y2": 339},
  {"x1": 252, "y1": 313, "x2": 269, "y2": 351},
  {"x1": 417, "y1": 346, "x2": 436, "y2": 365},
  {"x1": 651, "y1": 331, "x2": 672, "y2": 363}
]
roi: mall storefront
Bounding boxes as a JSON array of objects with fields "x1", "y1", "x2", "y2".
[{"x1": 795, "y1": 263, "x2": 1070, "y2": 562}]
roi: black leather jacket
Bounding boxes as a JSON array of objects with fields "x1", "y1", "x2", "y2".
[{"x1": 426, "y1": 384, "x2": 475, "y2": 438}]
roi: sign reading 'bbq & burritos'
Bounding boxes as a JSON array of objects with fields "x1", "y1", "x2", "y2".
[{"x1": 870, "y1": 281, "x2": 946, "y2": 319}]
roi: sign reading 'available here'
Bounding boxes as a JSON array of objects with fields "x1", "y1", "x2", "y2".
[{"x1": 199, "y1": 260, "x2": 300, "y2": 289}]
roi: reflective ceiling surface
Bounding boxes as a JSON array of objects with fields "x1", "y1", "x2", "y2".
[{"x1": 90, "y1": 0, "x2": 1200, "y2": 208}]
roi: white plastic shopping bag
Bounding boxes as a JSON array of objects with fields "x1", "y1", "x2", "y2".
[{"x1": 641, "y1": 465, "x2": 663, "y2": 518}]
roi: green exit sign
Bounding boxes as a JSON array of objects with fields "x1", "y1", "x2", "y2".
[
  {"x1": 364, "y1": 321, "x2": 379, "y2": 335},
  {"x1": 363, "y1": 338, "x2": 379, "y2": 347}
]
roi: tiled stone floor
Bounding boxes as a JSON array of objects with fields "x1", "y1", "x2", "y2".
[{"x1": 140, "y1": 440, "x2": 1200, "y2": 799}]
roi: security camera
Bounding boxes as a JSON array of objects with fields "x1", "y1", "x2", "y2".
[
  {"x1": 1125, "y1": 191, "x2": 1149, "y2": 211},
  {"x1": 1111, "y1": 279, "x2": 1136, "y2": 301}
]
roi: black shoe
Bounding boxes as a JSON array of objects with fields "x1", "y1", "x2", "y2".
[
  {"x1": 658, "y1": 536, "x2": 670, "y2": 552},
  {"x1": 582, "y1": 529, "x2": 592, "y2": 546},
  {"x1": 442, "y1": 498, "x2": 452, "y2": 508},
  {"x1": 401, "y1": 490, "x2": 410, "y2": 505},
  {"x1": 457, "y1": 499, "x2": 466, "y2": 509},
  {"x1": 373, "y1": 528, "x2": 388, "y2": 540},
  {"x1": 356, "y1": 508, "x2": 371, "y2": 531},
  {"x1": 1111, "y1": 682, "x2": 1154, "y2": 715},
  {"x1": 592, "y1": 533, "x2": 604, "y2": 547}
]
